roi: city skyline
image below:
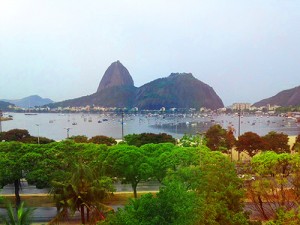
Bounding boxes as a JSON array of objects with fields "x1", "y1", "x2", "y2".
[{"x1": 1, "y1": 0, "x2": 300, "y2": 106}]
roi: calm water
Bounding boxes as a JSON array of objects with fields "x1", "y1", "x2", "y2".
[{"x1": 1, "y1": 113, "x2": 300, "y2": 140}]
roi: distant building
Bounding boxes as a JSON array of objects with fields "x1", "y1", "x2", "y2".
[
  {"x1": 232, "y1": 103, "x2": 251, "y2": 111},
  {"x1": 266, "y1": 104, "x2": 280, "y2": 111}
]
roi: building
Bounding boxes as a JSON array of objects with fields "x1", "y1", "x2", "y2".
[{"x1": 232, "y1": 103, "x2": 251, "y2": 111}]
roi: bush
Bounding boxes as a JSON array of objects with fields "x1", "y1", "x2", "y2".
[
  {"x1": 124, "y1": 133, "x2": 176, "y2": 147},
  {"x1": 88, "y1": 135, "x2": 117, "y2": 146}
]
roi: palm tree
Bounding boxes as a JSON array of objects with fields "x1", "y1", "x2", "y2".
[
  {"x1": 49, "y1": 163, "x2": 114, "y2": 224},
  {"x1": 0, "y1": 202, "x2": 35, "y2": 225}
]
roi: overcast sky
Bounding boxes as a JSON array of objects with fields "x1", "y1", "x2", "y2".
[{"x1": 1, "y1": 0, "x2": 300, "y2": 106}]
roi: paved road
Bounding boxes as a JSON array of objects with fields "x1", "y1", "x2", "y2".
[
  {"x1": 1, "y1": 180, "x2": 160, "y2": 195},
  {"x1": 0, "y1": 181, "x2": 160, "y2": 223}
]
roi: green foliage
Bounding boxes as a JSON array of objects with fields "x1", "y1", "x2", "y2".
[
  {"x1": 0, "y1": 202, "x2": 35, "y2": 225},
  {"x1": 275, "y1": 106, "x2": 300, "y2": 113},
  {"x1": 252, "y1": 151, "x2": 292, "y2": 176},
  {"x1": 166, "y1": 149, "x2": 249, "y2": 225},
  {"x1": 104, "y1": 145, "x2": 153, "y2": 198},
  {"x1": 205, "y1": 124, "x2": 229, "y2": 152},
  {"x1": 262, "y1": 131, "x2": 290, "y2": 153},
  {"x1": 50, "y1": 163, "x2": 114, "y2": 224},
  {"x1": 249, "y1": 152, "x2": 299, "y2": 220},
  {"x1": 102, "y1": 182, "x2": 198, "y2": 225},
  {"x1": 292, "y1": 134, "x2": 300, "y2": 152},
  {"x1": 89, "y1": 135, "x2": 117, "y2": 146},
  {"x1": 1, "y1": 129, "x2": 31, "y2": 142},
  {"x1": 103, "y1": 148, "x2": 249, "y2": 225},
  {"x1": 265, "y1": 207, "x2": 300, "y2": 225},
  {"x1": 0, "y1": 129, "x2": 54, "y2": 144},
  {"x1": 179, "y1": 133, "x2": 206, "y2": 147},
  {"x1": 124, "y1": 133, "x2": 176, "y2": 147},
  {"x1": 68, "y1": 135, "x2": 88, "y2": 143}
]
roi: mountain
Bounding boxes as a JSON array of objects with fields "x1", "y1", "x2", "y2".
[
  {"x1": 47, "y1": 62, "x2": 224, "y2": 110},
  {"x1": 0, "y1": 100, "x2": 14, "y2": 111},
  {"x1": 97, "y1": 60, "x2": 134, "y2": 92},
  {"x1": 1, "y1": 95, "x2": 54, "y2": 108},
  {"x1": 253, "y1": 86, "x2": 300, "y2": 107},
  {"x1": 48, "y1": 61, "x2": 137, "y2": 108},
  {"x1": 136, "y1": 73, "x2": 224, "y2": 110},
  {"x1": 49, "y1": 86, "x2": 137, "y2": 108}
]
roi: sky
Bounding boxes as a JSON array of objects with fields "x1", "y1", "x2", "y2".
[{"x1": 1, "y1": 0, "x2": 300, "y2": 106}]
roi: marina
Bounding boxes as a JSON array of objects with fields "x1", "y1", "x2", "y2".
[{"x1": 1, "y1": 112, "x2": 299, "y2": 141}]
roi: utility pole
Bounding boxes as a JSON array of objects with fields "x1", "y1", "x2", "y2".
[
  {"x1": 238, "y1": 106, "x2": 241, "y2": 161},
  {"x1": 64, "y1": 128, "x2": 71, "y2": 139},
  {"x1": 36, "y1": 124, "x2": 40, "y2": 144},
  {"x1": 0, "y1": 110, "x2": 2, "y2": 133},
  {"x1": 121, "y1": 110, "x2": 124, "y2": 140}
]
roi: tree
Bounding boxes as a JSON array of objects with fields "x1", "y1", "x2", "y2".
[
  {"x1": 103, "y1": 181, "x2": 198, "y2": 225},
  {"x1": 68, "y1": 135, "x2": 88, "y2": 143},
  {"x1": 248, "y1": 152, "x2": 296, "y2": 220},
  {"x1": 179, "y1": 133, "x2": 206, "y2": 147},
  {"x1": 292, "y1": 134, "x2": 300, "y2": 152},
  {"x1": 104, "y1": 145, "x2": 152, "y2": 198},
  {"x1": 265, "y1": 207, "x2": 300, "y2": 225},
  {"x1": 0, "y1": 202, "x2": 35, "y2": 225},
  {"x1": 124, "y1": 133, "x2": 176, "y2": 147},
  {"x1": 140, "y1": 143, "x2": 201, "y2": 183},
  {"x1": 0, "y1": 142, "x2": 27, "y2": 206},
  {"x1": 166, "y1": 149, "x2": 249, "y2": 225},
  {"x1": 262, "y1": 131, "x2": 290, "y2": 153},
  {"x1": 104, "y1": 147, "x2": 250, "y2": 225},
  {"x1": 88, "y1": 135, "x2": 116, "y2": 146},
  {"x1": 205, "y1": 124, "x2": 228, "y2": 151},
  {"x1": 1, "y1": 129, "x2": 31, "y2": 142},
  {"x1": 50, "y1": 163, "x2": 114, "y2": 224},
  {"x1": 236, "y1": 132, "x2": 264, "y2": 157},
  {"x1": 226, "y1": 126, "x2": 237, "y2": 160},
  {"x1": 0, "y1": 129, "x2": 54, "y2": 144},
  {"x1": 140, "y1": 143, "x2": 175, "y2": 182}
]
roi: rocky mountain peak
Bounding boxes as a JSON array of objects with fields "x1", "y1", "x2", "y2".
[{"x1": 97, "y1": 61, "x2": 134, "y2": 92}]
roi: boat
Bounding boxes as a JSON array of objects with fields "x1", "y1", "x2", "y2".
[
  {"x1": 72, "y1": 122, "x2": 77, "y2": 125},
  {"x1": 24, "y1": 113, "x2": 38, "y2": 115}
]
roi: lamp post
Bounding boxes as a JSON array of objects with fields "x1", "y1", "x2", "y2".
[
  {"x1": 121, "y1": 110, "x2": 124, "y2": 140},
  {"x1": 238, "y1": 106, "x2": 241, "y2": 161},
  {"x1": 0, "y1": 110, "x2": 2, "y2": 133},
  {"x1": 64, "y1": 128, "x2": 71, "y2": 139},
  {"x1": 36, "y1": 124, "x2": 40, "y2": 144}
]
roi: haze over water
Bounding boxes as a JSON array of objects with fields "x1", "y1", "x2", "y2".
[{"x1": 1, "y1": 113, "x2": 299, "y2": 141}]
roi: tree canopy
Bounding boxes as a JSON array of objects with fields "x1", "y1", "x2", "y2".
[{"x1": 124, "y1": 133, "x2": 176, "y2": 147}]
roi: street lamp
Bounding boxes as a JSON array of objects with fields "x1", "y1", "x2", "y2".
[
  {"x1": 121, "y1": 110, "x2": 124, "y2": 140},
  {"x1": 238, "y1": 106, "x2": 241, "y2": 161},
  {"x1": 36, "y1": 124, "x2": 40, "y2": 144},
  {"x1": 64, "y1": 128, "x2": 71, "y2": 139},
  {"x1": 0, "y1": 110, "x2": 2, "y2": 133}
]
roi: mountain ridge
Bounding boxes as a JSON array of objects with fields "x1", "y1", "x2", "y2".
[
  {"x1": 46, "y1": 61, "x2": 224, "y2": 110},
  {"x1": 253, "y1": 86, "x2": 300, "y2": 107},
  {"x1": 1, "y1": 95, "x2": 54, "y2": 108}
]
